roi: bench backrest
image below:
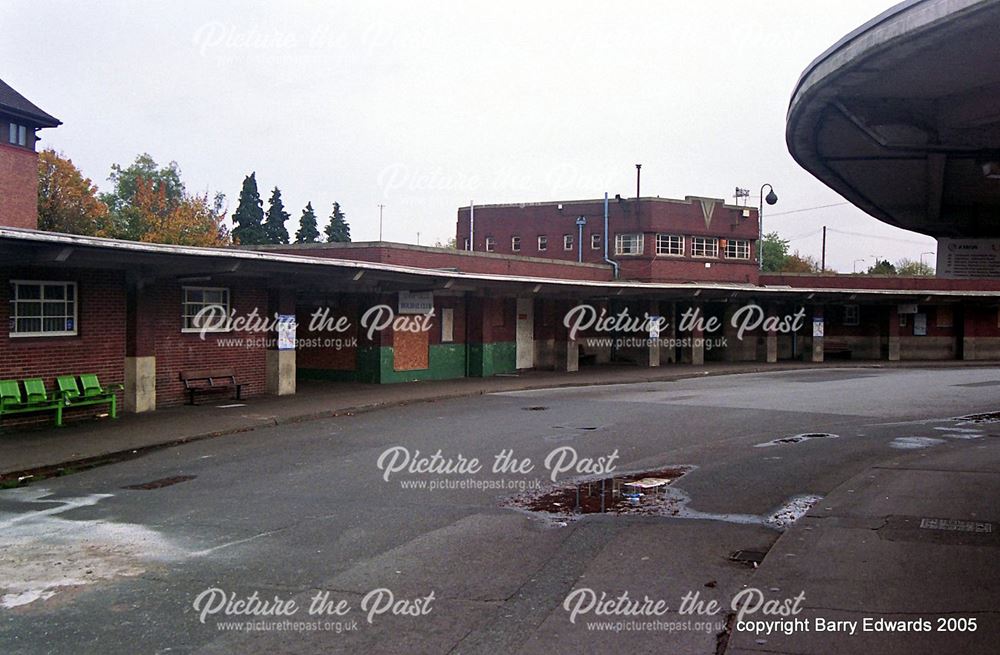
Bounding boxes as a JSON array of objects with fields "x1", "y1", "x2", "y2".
[
  {"x1": 57, "y1": 375, "x2": 82, "y2": 400},
  {"x1": 180, "y1": 368, "x2": 237, "y2": 383},
  {"x1": 80, "y1": 374, "x2": 105, "y2": 396},
  {"x1": 23, "y1": 378, "x2": 49, "y2": 403},
  {"x1": 0, "y1": 380, "x2": 22, "y2": 407}
]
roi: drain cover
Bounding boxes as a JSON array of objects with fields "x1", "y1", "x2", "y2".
[
  {"x1": 729, "y1": 550, "x2": 767, "y2": 566},
  {"x1": 123, "y1": 475, "x2": 196, "y2": 490},
  {"x1": 920, "y1": 518, "x2": 993, "y2": 533}
]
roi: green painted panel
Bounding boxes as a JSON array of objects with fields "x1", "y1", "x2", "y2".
[{"x1": 467, "y1": 341, "x2": 516, "y2": 377}]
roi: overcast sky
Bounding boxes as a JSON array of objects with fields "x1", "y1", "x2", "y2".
[{"x1": 4, "y1": 0, "x2": 934, "y2": 272}]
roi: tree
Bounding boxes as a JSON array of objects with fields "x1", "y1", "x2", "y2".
[
  {"x1": 434, "y1": 237, "x2": 458, "y2": 249},
  {"x1": 760, "y1": 231, "x2": 791, "y2": 272},
  {"x1": 37, "y1": 149, "x2": 111, "y2": 236},
  {"x1": 324, "y1": 201, "x2": 351, "y2": 243},
  {"x1": 133, "y1": 180, "x2": 228, "y2": 246},
  {"x1": 231, "y1": 172, "x2": 267, "y2": 245},
  {"x1": 780, "y1": 252, "x2": 822, "y2": 273},
  {"x1": 100, "y1": 153, "x2": 185, "y2": 241},
  {"x1": 895, "y1": 258, "x2": 935, "y2": 276},
  {"x1": 295, "y1": 202, "x2": 320, "y2": 243},
  {"x1": 263, "y1": 186, "x2": 290, "y2": 244},
  {"x1": 866, "y1": 259, "x2": 897, "y2": 275}
]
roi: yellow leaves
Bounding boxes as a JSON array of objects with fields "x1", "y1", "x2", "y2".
[{"x1": 37, "y1": 149, "x2": 110, "y2": 236}]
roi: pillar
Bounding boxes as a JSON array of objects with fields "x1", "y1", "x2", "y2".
[
  {"x1": 811, "y1": 305, "x2": 825, "y2": 363},
  {"x1": 124, "y1": 280, "x2": 157, "y2": 413},
  {"x1": 266, "y1": 288, "x2": 297, "y2": 396},
  {"x1": 553, "y1": 300, "x2": 579, "y2": 373},
  {"x1": 766, "y1": 304, "x2": 779, "y2": 363},
  {"x1": 888, "y1": 305, "x2": 901, "y2": 361},
  {"x1": 638, "y1": 299, "x2": 661, "y2": 367},
  {"x1": 690, "y1": 303, "x2": 705, "y2": 366}
]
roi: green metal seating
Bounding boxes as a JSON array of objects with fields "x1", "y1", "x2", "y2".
[
  {"x1": 0, "y1": 379, "x2": 64, "y2": 427},
  {"x1": 57, "y1": 374, "x2": 120, "y2": 419}
]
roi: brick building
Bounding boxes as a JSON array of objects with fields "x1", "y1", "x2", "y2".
[{"x1": 0, "y1": 78, "x2": 60, "y2": 230}]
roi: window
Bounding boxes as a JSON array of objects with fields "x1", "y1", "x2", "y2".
[
  {"x1": 691, "y1": 236, "x2": 718, "y2": 258},
  {"x1": 615, "y1": 233, "x2": 643, "y2": 256},
  {"x1": 936, "y1": 306, "x2": 953, "y2": 328},
  {"x1": 724, "y1": 239, "x2": 750, "y2": 260},
  {"x1": 656, "y1": 234, "x2": 684, "y2": 256},
  {"x1": 511, "y1": 236, "x2": 521, "y2": 252},
  {"x1": 563, "y1": 234, "x2": 573, "y2": 251},
  {"x1": 538, "y1": 235, "x2": 547, "y2": 251},
  {"x1": 843, "y1": 304, "x2": 859, "y2": 326},
  {"x1": 182, "y1": 287, "x2": 231, "y2": 332},
  {"x1": 463, "y1": 238, "x2": 470, "y2": 250},
  {"x1": 591, "y1": 234, "x2": 602, "y2": 250},
  {"x1": 485, "y1": 236, "x2": 496, "y2": 252},
  {"x1": 8, "y1": 123, "x2": 26, "y2": 147},
  {"x1": 9, "y1": 281, "x2": 77, "y2": 337}
]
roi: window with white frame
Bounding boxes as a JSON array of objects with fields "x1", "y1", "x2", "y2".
[
  {"x1": 182, "y1": 287, "x2": 231, "y2": 332},
  {"x1": 9, "y1": 281, "x2": 77, "y2": 337},
  {"x1": 656, "y1": 234, "x2": 684, "y2": 256},
  {"x1": 724, "y1": 239, "x2": 750, "y2": 260},
  {"x1": 538, "y1": 235, "x2": 548, "y2": 251},
  {"x1": 485, "y1": 236, "x2": 496, "y2": 252},
  {"x1": 511, "y1": 236, "x2": 521, "y2": 252},
  {"x1": 591, "y1": 233, "x2": 602, "y2": 250},
  {"x1": 843, "y1": 304, "x2": 860, "y2": 326},
  {"x1": 8, "y1": 123, "x2": 27, "y2": 147},
  {"x1": 615, "y1": 233, "x2": 643, "y2": 255},
  {"x1": 563, "y1": 234, "x2": 573, "y2": 250},
  {"x1": 691, "y1": 236, "x2": 718, "y2": 258}
]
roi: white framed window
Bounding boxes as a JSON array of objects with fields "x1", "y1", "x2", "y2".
[
  {"x1": 485, "y1": 236, "x2": 496, "y2": 252},
  {"x1": 18, "y1": 125, "x2": 26, "y2": 147},
  {"x1": 843, "y1": 304, "x2": 859, "y2": 326},
  {"x1": 615, "y1": 233, "x2": 643, "y2": 256},
  {"x1": 538, "y1": 235, "x2": 548, "y2": 251},
  {"x1": 656, "y1": 234, "x2": 684, "y2": 256},
  {"x1": 724, "y1": 239, "x2": 750, "y2": 260},
  {"x1": 591, "y1": 233, "x2": 602, "y2": 250},
  {"x1": 7, "y1": 123, "x2": 15, "y2": 144},
  {"x1": 511, "y1": 236, "x2": 521, "y2": 252},
  {"x1": 563, "y1": 234, "x2": 573, "y2": 251},
  {"x1": 691, "y1": 236, "x2": 718, "y2": 258},
  {"x1": 9, "y1": 281, "x2": 78, "y2": 337},
  {"x1": 182, "y1": 286, "x2": 231, "y2": 333}
]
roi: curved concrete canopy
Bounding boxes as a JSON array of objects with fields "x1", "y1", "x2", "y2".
[{"x1": 787, "y1": 0, "x2": 1000, "y2": 238}]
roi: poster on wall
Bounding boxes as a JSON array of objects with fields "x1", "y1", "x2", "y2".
[
  {"x1": 812, "y1": 317, "x2": 825, "y2": 338},
  {"x1": 937, "y1": 239, "x2": 1000, "y2": 278},
  {"x1": 399, "y1": 290, "x2": 434, "y2": 314},
  {"x1": 277, "y1": 314, "x2": 296, "y2": 350},
  {"x1": 913, "y1": 313, "x2": 928, "y2": 336}
]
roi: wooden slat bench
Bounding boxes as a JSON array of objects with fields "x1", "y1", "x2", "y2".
[
  {"x1": 180, "y1": 368, "x2": 244, "y2": 405},
  {"x1": 824, "y1": 338, "x2": 852, "y2": 359}
]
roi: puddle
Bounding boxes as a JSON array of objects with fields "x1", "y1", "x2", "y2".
[
  {"x1": 522, "y1": 406, "x2": 549, "y2": 411},
  {"x1": 755, "y1": 433, "x2": 839, "y2": 448},
  {"x1": 123, "y1": 475, "x2": 196, "y2": 490},
  {"x1": 954, "y1": 411, "x2": 1000, "y2": 425},
  {"x1": 508, "y1": 467, "x2": 692, "y2": 515},
  {"x1": 890, "y1": 437, "x2": 946, "y2": 450},
  {"x1": 933, "y1": 427, "x2": 984, "y2": 439},
  {"x1": 505, "y1": 469, "x2": 820, "y2": 531}
]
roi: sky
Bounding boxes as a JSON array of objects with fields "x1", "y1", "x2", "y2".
[{"x1": 3, "y1": 0, "x2": 936, "y2": 272}]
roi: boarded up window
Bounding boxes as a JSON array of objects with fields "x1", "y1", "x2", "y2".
[
  {"x1": 936, "y1": 306, "x2": 953, "y2": 328},
  {"x1": 394, "y1": 326, "x2": 430, "y2": 371}
]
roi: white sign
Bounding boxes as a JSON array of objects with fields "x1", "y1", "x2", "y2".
[
  {"x1": 898, "y1": 303, "x2": 918, "y2": 315},
  {"x1": 277, "y1": 314, "x2": 296, "y2": 350},
  {"x1": 648, "y1": 315, "x2": 661, "y2": 339},
  {"x1": 937, "y1": 239, "x2": 1000, "y2": 278},
  {"x1": 398, "y1": 291, "x2": 434, "y2": 314},
  {"x1": 914, "y1": 313, "x2": 928, "y2": 336},
  {"x1": 441, "y1": 307, "x2": 454, "y2": 343},
  {"x1": 812, "y1": 318, "x2": 824, "y2": 338}
]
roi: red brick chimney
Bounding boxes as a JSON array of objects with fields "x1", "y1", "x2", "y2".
[{"x1": 0, "y1": 78, "x2": 60, "y2": 230}]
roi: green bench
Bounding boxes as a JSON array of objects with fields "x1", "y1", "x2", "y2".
[
  {"x1": 57, "y1": 374, "x2": 122, "y2": 420},
  {"x1": 0, "y1": 378, "x2": 65, "y2": 427}
]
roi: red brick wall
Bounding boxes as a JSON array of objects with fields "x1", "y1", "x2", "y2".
[
  {"x1": 144, "y1": 281, "x2": 268, "y2": 407},
  {"x1": 0, "y1": 268, "x2": 125, "y2": 425},
  {"x1": 0, "y1": 143, "x2": 39, "y2": 229},
  {"x1": 454, "y1": 197, "x2": 759, "y2": 283}
]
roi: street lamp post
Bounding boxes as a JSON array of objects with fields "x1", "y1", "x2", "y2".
[
  {"x1": 853, "y1": 258, "x2": 866, "y2": 274},
  {"x1": 920, "y1": 251, "x2": 934, "y2": 268},
  {"x1": 758, "y1": 183, "x2": 778, "y2": 271}
]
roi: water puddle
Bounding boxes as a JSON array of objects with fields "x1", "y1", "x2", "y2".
[
  {"x1": 954, "y1": 411, "x2": 1000, "y2": 425},
  {"x1": 890, "y1": 437, "x2": 946, "y2": 450},
  {"x1": 755, "y1": 433, "x2": 839, "y2": 448}
]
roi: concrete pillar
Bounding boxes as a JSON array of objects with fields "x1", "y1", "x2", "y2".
[
  {"x1": 551, "y1": 300, "x2": 579, "y2": 372},
  {"x1": 766, "y1": 304, "x2": 778, "y2": 363},
  {"x1": 887, "y1": 305, "x2": 901, "y2": 362},
  {"x1": 124, "y1": 281, "x2": 156, "y2": 413},
  {"x1": 722, "y1": 304, "x2": 739, "y2": 362},
  {"x1": 266, "y1": 288, "x2": 297, "y2": 395},
  {"x1": 690, "y1": 303, "x2": 705, "y2": 366},
  {"x1": 639, "y1": 299, "x2": 661, "y2": 367},
  {"x1": 811, "y1": 305, "x2": 825, "y2": 363}
]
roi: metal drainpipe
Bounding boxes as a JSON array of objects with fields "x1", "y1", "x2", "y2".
[
  {"x1": 576, "y1": 216, "x2": 586, "y2": 263},
  {"x1": 603, "y1": 192, "x2": 619, "y2": 278},
  {"x1": 469, "y1": 201, "x2": 474, "y2": 251}
]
